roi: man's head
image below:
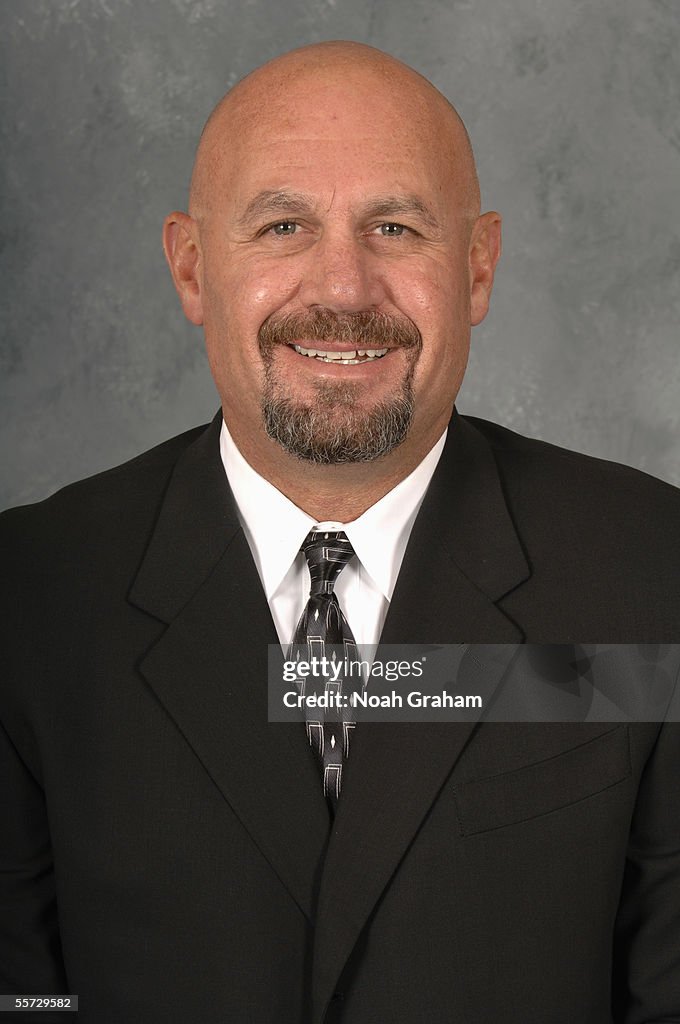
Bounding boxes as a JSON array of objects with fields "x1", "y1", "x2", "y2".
[{"x1": 164, "y1": 41, "x2": 501, "y2": 470}]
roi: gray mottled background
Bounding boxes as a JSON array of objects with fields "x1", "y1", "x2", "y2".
[{"x1": 2, "y1": 0, "x2": 679, "y2": 510}]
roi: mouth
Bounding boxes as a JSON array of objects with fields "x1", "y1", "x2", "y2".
[{"x1": 290, "y1": 343, "x2": 390, "y2": 365}]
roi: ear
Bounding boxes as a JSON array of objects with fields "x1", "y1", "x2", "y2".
[
  {"x1": 469, "y1": 211, "x2": 502, "y2": 327},
  {"x1": 162, "y1": 211, "x2": 204, "y2": 325}
]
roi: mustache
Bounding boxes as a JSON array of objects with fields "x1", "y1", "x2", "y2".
[{"x1": 258, "y1": 309, "x2": 422, "y2": 352}]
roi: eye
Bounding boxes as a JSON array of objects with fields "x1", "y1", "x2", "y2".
[
  {"x1": 378, "y1": 223, "x2": 406, "y2": 237},
  {"x1": 269, "y1": 221, "x2": 298, "y2": 236}
]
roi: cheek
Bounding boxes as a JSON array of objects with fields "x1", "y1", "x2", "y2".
[
  {"x1": 393, "y1": 252, "x2": 468, "y2": 314},
  {"x1": 227, "y1": 260, "x2": 303, "y2": 323},
  {"x1": 202, "y1": 244, "x2": 300, "y2": 320},
  {"x1": 401, "y1": 270, "x2": 471, "y2": 382},
  {"x1": 399, "y1": 271, "x2": 468, "y2": 342},
  {"x1": 201, "y1": 262, "x2": 303, "y2": 384}
]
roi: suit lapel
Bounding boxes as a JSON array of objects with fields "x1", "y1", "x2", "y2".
[
  {"x1": 129, "y1": 413, "x2": 330, "y2": 921},
  {"x1": 382, "y1": 409, "x2": 531, "y2": 640},
  {"x1": 312, "y1": 411, "x2": 531, "y2": 1019}
]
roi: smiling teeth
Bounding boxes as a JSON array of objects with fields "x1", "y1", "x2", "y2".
[{"x1": 292, "y1": 344, "x2": 389, "y2": 363}]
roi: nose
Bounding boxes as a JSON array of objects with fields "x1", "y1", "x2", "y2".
[{"x1": 298, "y1": 231, "x2": 386, "y2": 312}]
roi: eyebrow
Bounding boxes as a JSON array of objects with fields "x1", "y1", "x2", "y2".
[
  {"x1": 235, "y1": 189, "x2": 316, "y2": 228},
  {"x1": 235, "y1": 189, "x2": 441, "y2": 232},
  {"x1": 359, "y1": 195, "x2": 440, "y2": 232}
]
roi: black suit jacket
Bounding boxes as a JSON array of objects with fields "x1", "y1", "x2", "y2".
[{"x1": 1, "y1": 409, "x2": 680, "y2": 1023}]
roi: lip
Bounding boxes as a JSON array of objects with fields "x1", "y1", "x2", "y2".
[
  {"x1": 285, "y1": 341, "x2": 393, "y2": 353},
  {"x1": 277, "y1": 342, "x2": 398, "y2": 375}
]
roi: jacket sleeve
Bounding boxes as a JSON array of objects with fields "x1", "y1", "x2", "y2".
[
  {"x1": 0, "y1": 716, "x2": 69, "y2": 1020},
  {"x1": 612, "y1": 695, "x2": 680, "y2": 1022},
  {"x1": 0, "y1": 501, "x2": 72, "y2": 1019}
]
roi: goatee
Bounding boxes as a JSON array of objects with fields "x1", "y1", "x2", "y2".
[{"x1": 258, "y1": 309, "x2": 421, "y2": 464}]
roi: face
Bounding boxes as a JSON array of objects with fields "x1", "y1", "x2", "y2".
[{"x1": 166, "y1": 69, "x2": 500, "y2": 466}]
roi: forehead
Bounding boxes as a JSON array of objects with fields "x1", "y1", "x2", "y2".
[{"x1": 214, "y1": 73, "x2": 455, "y2": 208}]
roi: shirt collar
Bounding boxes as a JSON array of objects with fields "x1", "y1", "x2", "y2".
[
  {"x1": 220, "y1": 425, "x2": 315, "y2": 599},
  {"x1": 220, "y1": 420, "x2": 447, "y2": 601},
  {"x1": 340, "y1": 432, "x2": 446, "y2": 599}
]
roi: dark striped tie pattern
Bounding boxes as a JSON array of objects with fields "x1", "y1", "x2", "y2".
[{"x1": 289, "y1": 530, "x2": 358, "y2": 813}]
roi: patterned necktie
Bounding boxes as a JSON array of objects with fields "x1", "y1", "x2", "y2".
[{"x1": 289, "y1": 530, "x2": 358, "y2": 813}]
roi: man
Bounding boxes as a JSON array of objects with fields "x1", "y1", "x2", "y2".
[{"x1": 1, "y1": 40, "x2": 679, "y2": 1024}]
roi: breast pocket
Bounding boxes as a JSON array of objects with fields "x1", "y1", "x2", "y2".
[{"x1": 454, "y1": 725, "x2": 631, "y2": 836}]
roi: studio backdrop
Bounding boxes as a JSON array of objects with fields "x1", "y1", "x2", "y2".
[{"x1": 1, "y1": 0, "x2": 679, "y2": 509}]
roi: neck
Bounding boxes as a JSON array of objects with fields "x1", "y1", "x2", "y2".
[{"x1": 225, "y1": 413, "x2": 450, "y2": 522}]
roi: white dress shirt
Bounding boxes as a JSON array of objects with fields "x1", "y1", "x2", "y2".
[{"x1": 219, "y1": 421, "x2": 447, "y2": 648}]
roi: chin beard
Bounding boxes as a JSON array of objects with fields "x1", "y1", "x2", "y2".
[{"x1": 262, "y1": 378, "x2": 415, "y2": 464}]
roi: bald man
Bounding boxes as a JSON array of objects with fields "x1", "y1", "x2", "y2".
[{"x1": 1, "y1": 42, "x2": 680, "y2": 1024}]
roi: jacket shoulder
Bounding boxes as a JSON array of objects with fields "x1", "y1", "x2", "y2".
[
  {"x1": 0, "y1": 420, "x2": 211, "y2": 562},
  {"x1": 462, "y1": 413, "x2": 680, "y2": 562},
  {"x1": 464, "y1": 414, "x2": 680, "y2": 496}
]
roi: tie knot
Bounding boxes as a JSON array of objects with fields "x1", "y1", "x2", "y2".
[{"x1": 301, "y1": 530, "x2": 355, "y2": 596}]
